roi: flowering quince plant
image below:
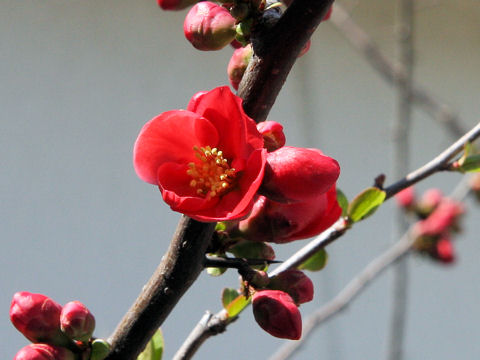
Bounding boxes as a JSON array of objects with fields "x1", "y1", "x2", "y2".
[
  {"x1": 134, "y1": 86, "x2": 267, "y2": 222},
  {"x1": 10, "y1": 0, "x2": 480, "y2": 359}
]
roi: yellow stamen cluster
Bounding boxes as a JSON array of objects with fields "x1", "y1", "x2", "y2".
[{"x1": 187, "y1": 146, "x2": 236, "y2": 199}]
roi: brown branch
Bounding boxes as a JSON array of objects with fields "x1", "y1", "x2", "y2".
[
  {"x1": 238, "y1": 0, "x2": 335, "y2": 123},
  {"x1": 270, "y1": 170, "x2": 474, "y2": 360},
  {"x1": 174, "y1": 120, "x2": 480, "y2": 359},
  {"x1": 105, "y1": 1, "x2": 335, "y2": 359}
]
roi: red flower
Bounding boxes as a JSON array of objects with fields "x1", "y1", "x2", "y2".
[
  {"x1": 134, "y1": 86, "x2": 266, "y2": 222},
  {"x1": 157, "y1": 0, "x2": 198, "y2": 11},
  {"x1": 238, "y1": 185, "x2": 341, "y2": 243}
]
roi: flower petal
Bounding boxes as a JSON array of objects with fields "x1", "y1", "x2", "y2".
[
  {"x1": 134, "y1": 110, "x2": 219, "y2": 184},
  {"x1": 157, "y1": 162, "x2": 218, "y2": 213}
]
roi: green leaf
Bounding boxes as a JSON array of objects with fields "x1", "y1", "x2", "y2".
[
  {"x1": 90, "y1": 339, "x2": 111, "y2": 360},
  {"x1": 226, "y1": 294, "x2": 251, "y2": 318},
  {"x1": 336, "y1": 188, "x2": 349, "y2": 217},
  {"x1": 457, "y1": 154, "x2": 480, "y2": 173},
  {"x1": 137, "y1": 329, "x2": 164, "y2": 360},
  {"x1": 207, "y1": 266, "x2": 227, "y2": 276},
  {"x1": 222, "y1": 288, "x2": 240, "y2": 309},
  {"x1": 347, "y1": 187, "x2": 386, "y2": 222},
  {"x1": 298, "y1": 248, "x2": 328, "y2": 271}
]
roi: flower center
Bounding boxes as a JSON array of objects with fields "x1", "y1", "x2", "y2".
[{"x1": 187, "y1": 146, "x2": 236, "y2": 199}]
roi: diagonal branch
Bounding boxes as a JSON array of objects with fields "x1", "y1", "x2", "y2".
[
  {"x1": 105, "y1": 1, "x2": 334, "y2": 359},
  {"x1": 269, "y1": 169, "x2": 474, "y2": 360},
  {"x1": 174, "y1": 121, "x2": 480, "y2": 360}
]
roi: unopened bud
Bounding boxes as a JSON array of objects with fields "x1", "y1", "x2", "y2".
[
  {"x1": 10, "y1": 292, "x2": 68, "y2": 345},
  {"x1": 260, "y1": 146, "x2": 340, "y2": 203},
  {"x1": 269, "y1": 270, "x2": 314, "y2": 304},
  {"x1": 395, "y1": 187, "x2": 415, "y2": 209},
  {"x1": 252, "y1": 290, "x2": 302, "y2": 340},
  {"x1": 239, "y1": 186, "x2": 341, "y2": 243},
  {"x1": 60, "y1": 301, "x2": 96, "y2": 342},
  {"x1": 417, "y1": 188, "x2": 443, "y2": 215},
  {"x1": 157, "y1": 0, "x2": 198, "y2": 11},
  {"x1": 14, "y1": 344, "x2": 75, "y2": 360},
  {"x1": 184, "y1": 2, "x2": 236, "y2": 51},
  {"x1": 227, "y1": 44, "x2": 253, "y2": 90},
  {"x1": 433, "y1": 237, "x2": 456, "y2": 264},
  {"x1": 417, "y1": 199, "x2": 464, "y2": 237},
  {"x1": 256, "y1": 121, "x2": 286, "y2": 152}
]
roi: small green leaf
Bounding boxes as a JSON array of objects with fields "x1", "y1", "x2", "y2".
[
  {"x1": 90, "y1": 339, "x2": 111, "y2": 360},
  {"x1": 348, "y1": 187, "x2": 386, "y2": 222},
  {"x1": 226, "y1": 294, "x2": 251, "y2": 318},
  {"x1": 207, "y1": 266, "x2": 227, "y2": 276},
  {"x1": 222, "y1": 288, "x2": 240, "y2": 309},
  {"x1": 457, "y1": 154, "x2": 480, "y2": 173},
  {"x1": 298, "y1": 248, "x2": 328, "y2": 271},
  {"x1": 336, "y1": 188, "x2": 349, "y2": 217},
  {"x1": 137, "y1": 329, "x2": 164, "y2": 360}
]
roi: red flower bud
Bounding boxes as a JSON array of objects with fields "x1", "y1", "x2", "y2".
[
  {"x1": 14, "y1": 344, "x2": 75, "y2": 360},
  {"x1": 417, "y1": 199, "x2": 464, "y2": 237},
  {"x1": 252, "y1": 290, "x2": 302, "y2": 340},
  {"x1": 395, "y1": 187, "x2": 415, "y2": 208},
  {"x1": 10, "y1": 292, "x2": 67, "y2": 345},
  {"x1": 157, "y1": 0, "x2": 198, "y2": 11},
  {"x1": 433, "y1": 237, "x2": 456, "y2": 264},
  {"x1": 256, "y1": 121, "x2": 286, "y2": 152},
  {"x1": 260, "y1": 146, "x2": 340, "y2": 203},
  {"x1": 60, "y1": 301, "x2": 96, "y2": 342},
  {"x1": 184, "y1": 2, "x2": 236, "y2": 51},
  {"x1": 269, "y1": 270, "x2": 314, "y2": 304},
  {"x1": 418, "y1": 188, "x2": 443, "y2": 213},
  {"x1": 227, "y1": 44, "x2": 253, "y2": 90},
  {"x1": 239, "y1": 185, "x2": 341, "y2": 243}
]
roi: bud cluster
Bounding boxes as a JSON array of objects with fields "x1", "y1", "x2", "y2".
[
  {"x1": 395, "y1": 187, "x2": 465, "y2": 264},
  {"x1": 10, "y1": 292, "x2": 105, "y2": 360},
  {"x1": 153, "y1": 0, "x2": 331, "y2": 88},
  {"x1": 207, "y1": 120, "x2": 341, "y2": 339}
]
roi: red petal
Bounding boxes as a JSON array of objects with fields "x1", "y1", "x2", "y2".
[
  {"x1": 134, "y1": 110, "x2": 219, "y2": 184},
  {"x1": 188, "y1": 148, "x2": 267, "y2": 221},
  {"x1": 187, "y1": 86, "x2": 263, "y2": 160},
  {"x1": 157, "y1": 162, "x2": 217, "y2": 213}
]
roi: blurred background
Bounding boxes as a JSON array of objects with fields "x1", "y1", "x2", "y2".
[{"x1": 1, "y1": 0, "x2": 479, "y2": 359}]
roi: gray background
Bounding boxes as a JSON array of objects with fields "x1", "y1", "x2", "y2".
[{"x1": 2, "y1": 0, "x2": 479, "y2": 359}]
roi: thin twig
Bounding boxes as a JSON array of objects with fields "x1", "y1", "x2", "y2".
[
  {"x1": 269, "y1": 229, "x2": 417, "y2": 360},
  {"x1": 388, "y1": 1, "x2": 415, "y2": 359},
  {"x1": 174, "y1": 121, "x2": 480, "y2": 359},
  {"x1": 329, "y1": 3, "x2": 467, "y2": 138},
  {"x1": 269, "y1": 170, "x2": 473, "y2": 360}
]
